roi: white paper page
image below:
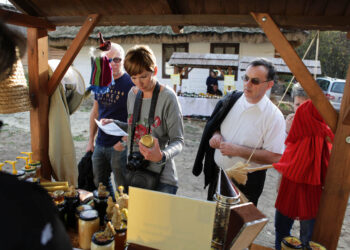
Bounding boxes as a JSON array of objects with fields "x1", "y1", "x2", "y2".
[
  {"x1": 94, "y1": 119, "x2": 128, "y2": 136},
  {"x1": 127, "y1": 187, "x2": 216, "y2": 250}
]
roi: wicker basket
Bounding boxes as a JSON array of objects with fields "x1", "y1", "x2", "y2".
[{"x1": 0, "y1": 57, "x2": 31, "y2": 114}]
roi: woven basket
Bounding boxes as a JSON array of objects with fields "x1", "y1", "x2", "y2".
[{"x1": 0, "y1": 58, "x2": 32, "y2": 114}]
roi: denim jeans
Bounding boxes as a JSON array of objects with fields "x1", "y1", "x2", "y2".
[
  {"x1": 92, "y1": 144, "x2": 127, "y2": 198},
  {"x1": 274, "y1": 210, "x2": 315, "y2": 250},
  {"x1": 156, "y1": 182, "x2": 178, "y2": 195}
]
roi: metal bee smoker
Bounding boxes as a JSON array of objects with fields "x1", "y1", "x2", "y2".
[{"x1": 211, "y1": 168, "x2": 241, "y2": 249}]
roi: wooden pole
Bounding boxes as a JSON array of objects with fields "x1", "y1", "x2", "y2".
[
  {"x1": 47, "y1": 14, "x2": 100, "y2": 96},
  {"x1": 312, "y1": 64, "x2": 350, "y2": 250},
  {"x1": 27, "y1": 28, "x2": 52, "y2": 179},
  {"x1": 251, "y1": 12, "x2": 350, "y2": 249},
  {"x1": 251, "y1": 12, "x2": 338, "y2": 133}
]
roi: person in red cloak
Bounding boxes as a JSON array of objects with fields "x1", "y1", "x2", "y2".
[{"x1": 273, "y1": 99, "x2": 334, "y2": 250}]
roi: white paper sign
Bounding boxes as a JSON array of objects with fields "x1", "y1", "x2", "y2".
[{"x1": 94, "y1": 119, "x2": 128, "y2": 136}]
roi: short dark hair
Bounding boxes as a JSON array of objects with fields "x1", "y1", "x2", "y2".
[
  {"x1": 124, "y1": 45, "x2": 156, "y2": 76},
  {"x1": 248, "y1": 58, "x2": 277, "y2": 83}
]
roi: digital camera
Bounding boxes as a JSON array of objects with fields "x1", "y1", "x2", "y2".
[{"x1": 126, "y1": 151, "x2": 149, "y2": 171}]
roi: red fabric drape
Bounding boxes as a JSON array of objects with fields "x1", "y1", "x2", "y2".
[{"x1": 274, "y1": 100, "x2": 333, "y2": 220}]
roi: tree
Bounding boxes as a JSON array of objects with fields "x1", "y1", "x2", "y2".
[{"x1": 296, "y1": 31, "x2": 350, "y2": 79}]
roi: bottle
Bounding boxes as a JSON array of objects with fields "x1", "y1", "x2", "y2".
[
  {"x1": 4, "y1": 161, "x2": 25, "y2": 180},
  {"x1": 65, "y1": 187, "x2": 80, "y2": 229},
  {"x1": 91, "y1": 231, "x2": 115, "y2": 250},
  {"x1": 16, "y1": 156, "x2": 36, "y2": 179},
  {"x1": 94, "y1": 183, "x2": 110, "y2": 226},
  {"x1": 211, "y1": 168, "x2": 240, "y2": 249},
  {"x1": 78, "y1": 209, "x2": 100, "y2": 249},
  {"x1": 21, "y1": 152, "x2": 41, "y2": 177}
]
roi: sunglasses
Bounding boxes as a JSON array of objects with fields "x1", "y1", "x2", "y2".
[
  {"x1": 109, "y1": 57, "x2": 122, "y2": 63},
  {"x1": 241, "y1": 75, "x2": 270, "y2": 85}
]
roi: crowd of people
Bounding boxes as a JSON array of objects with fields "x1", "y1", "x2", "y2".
[{"x1": 0, "y1": 20, "x2": 333, "y2": 249}]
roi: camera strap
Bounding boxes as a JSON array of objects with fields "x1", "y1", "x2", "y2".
[{"x1": 129, "y1": 82, "x2": 160, "y2": 156}]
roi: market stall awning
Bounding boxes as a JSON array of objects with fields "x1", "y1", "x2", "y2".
[
  {"x1": 239, "y1": 56, "x2": 322, "y2": 75},
  {"x1": 168, "y1": 52, "x2": 239, "y2": 69},
  {"x1": 169, "y1": 52, "x2": 321, "y2": 75}
]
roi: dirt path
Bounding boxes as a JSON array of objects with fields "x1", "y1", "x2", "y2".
[{"x1": 1, "y1": 99, "x2": 350, "y2": 249}]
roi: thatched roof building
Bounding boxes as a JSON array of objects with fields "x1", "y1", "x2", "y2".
[{"x1": 48, "y1": 26, "x2": 308, "y2": 47}]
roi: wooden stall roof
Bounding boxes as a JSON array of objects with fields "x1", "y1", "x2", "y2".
[
  {"x1": 239, "y1": 56, "x2": 322, "y2": 75},
  {"x1": 169, "y1": 52, "x2": 239, "y2": 68},
  {"x1": 169, "y1": 52, "x2": 321, "y2": 75},
  {"x1": 6, "y1": 0, "x2": 350, "y2": 30}
]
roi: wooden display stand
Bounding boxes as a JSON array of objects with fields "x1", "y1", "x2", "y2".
[{"x1": 225, "y1": 202, "x2": 268, "y2": 250}]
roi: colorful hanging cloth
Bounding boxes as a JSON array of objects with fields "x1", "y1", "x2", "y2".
[
  {"x1": 274, "y1": 100, "x2": 334, "y2": 219},
  {"x1": 87, "y1": 32, "x2": 114, "y2": 94}
]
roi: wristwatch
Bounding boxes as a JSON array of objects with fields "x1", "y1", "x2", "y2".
[{"x1": 157, "y1": 152, "x2": 166, "y2": 164}]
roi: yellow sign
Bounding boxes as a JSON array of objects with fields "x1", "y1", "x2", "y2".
[
  {"x1": 127, "y1": 187, "x2": 216, "y2": 250},
  {"x1": 224, "y1": 74, "x2": 236, "y2": 95},
  {"x1": 171, "y1": 73, "x2": 180, "y2": 86}
]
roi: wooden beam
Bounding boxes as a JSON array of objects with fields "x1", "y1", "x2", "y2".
[
  {"x1": 0, "y1": 9, "x2": 55, "y2": 30},
  {"x1": 251, "y1": 12, "x2": 338, "y2": 133},
  {"x1": 9, "y1": 0, "x2": 44, "y2": 16},
  {"x1": 47, "y1": 14, "x2": 99, "y2": 96},
  {"x1": 312, "y1": 63, "x2": 350, "y2": 250},
  {"x1": 27, "y1": 27, "x2": 52, "y2": 179},
  {"x1": 47, "y1": 15, "x2": 350, "y2": 30}
]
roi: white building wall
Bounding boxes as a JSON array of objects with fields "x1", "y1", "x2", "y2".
[{"x1": 72, "y1": 42, "x2": 275, "y2": 94}]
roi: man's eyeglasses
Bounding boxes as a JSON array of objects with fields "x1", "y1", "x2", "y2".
[
  {"x1": 109, "y1": 57, "x2": 122, "y2": 63},
  {"x1": 241, "y1": 75, "x2": 270, "y2": 85}
]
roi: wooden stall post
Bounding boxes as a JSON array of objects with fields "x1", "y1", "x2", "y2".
[
  {"x1": 27, "y1": 28, "x2": 51, "y2": 179},
  {"x1": 251, "y1": 12, "x2": 350, "y2": 249},
  {"x1": 173, "y1": 66, "x2": 179, "y2": 93},
  {"x1": 312, "y1": 64, "x2": 350, "y2": 250}
]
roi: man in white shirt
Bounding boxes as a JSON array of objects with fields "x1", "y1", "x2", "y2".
[{"x1": 208, "y1": 58, "x2": 285, "y2": 206}]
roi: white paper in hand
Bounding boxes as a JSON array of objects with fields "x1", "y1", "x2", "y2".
[{"x1": 95, "y1": 119, "x2": 128, "y2": 136}]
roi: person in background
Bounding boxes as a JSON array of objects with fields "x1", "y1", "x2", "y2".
[
  {"x1": 193, "y1": 58, "x2": 286, "y2": 205},
  {"x1": 206, "y1": 70, "x2": 219, "y2": 94},
  {"x1": 285, "y1": 83, "x2": 309, "y2": 134},
  {"x1": 0, "y1": 20, "x2": 72, "y2": 250},
  {"x1": 273, "y1": 94, "x2": 333, "y2": 249},
  {"x1": 101, "y1": 45, "x2": 184, "y2": 194},
  {"x1": 208, "y1": 84, "x2": 223, "y2": 96},
  {"x1": 86, "y1": 43, "x2": 134, "y2": 196}
]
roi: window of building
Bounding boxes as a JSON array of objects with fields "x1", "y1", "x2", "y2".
[
  {"x1": 210, "y1": 43, "x2": 239, "y2": 80},
  {"x1": 162, "y1": 43, "x2": 189, "y2": 79}
]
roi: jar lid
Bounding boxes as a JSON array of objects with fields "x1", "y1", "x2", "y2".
[
  {"x1": 76, "y1": 204, "x2": 93, "y2": 214},
  {"x1": 281, "y1": 236, "x2": 303, "y2": 249},
  {"x1": 79, "y1": 209, "x2": 98, "y2": 221},
  {"x1": 92, "y1": 231, "x2": 114, "y2": 245}
]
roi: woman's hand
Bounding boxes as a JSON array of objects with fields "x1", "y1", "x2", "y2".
[
  {"x1": 100, "y1": 118, "x2": 114, "y2": 125},
  {"x1": 138, "y1": 137, "x2": 163, "y2": 162},
  {"x1": 113, "y1": 136, "x2": 127, "y2": 152},
  {"x1": 285, "y1": 113, "x2": 295, "y2": 134},
  {"x1": 209, "y1": 131, "x2": 223, "y2": 149}
]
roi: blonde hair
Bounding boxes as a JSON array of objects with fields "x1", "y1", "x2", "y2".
[{"x1": 124, "y1": 45, "x2": 156, "y2": 76}]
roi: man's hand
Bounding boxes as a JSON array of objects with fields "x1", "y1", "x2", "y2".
[
  {"x1": 113, "y1": 136, "x2": 127, "y2": 152},
  {"x1": 219, "y1": 142, "x2": 240, "y2": 157},
  {"x1": 138, "y1": 138, "x2": 163, "y2": 162},
  {"x1": 100, "y1": 118, "x2": 114, "y2": 125},
  {"x1": 86, "y1": 141, "x2": 94, "y2": 152},
  {"x1": 209, "y1": 132, "x2": 223, "y2": 149}
]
